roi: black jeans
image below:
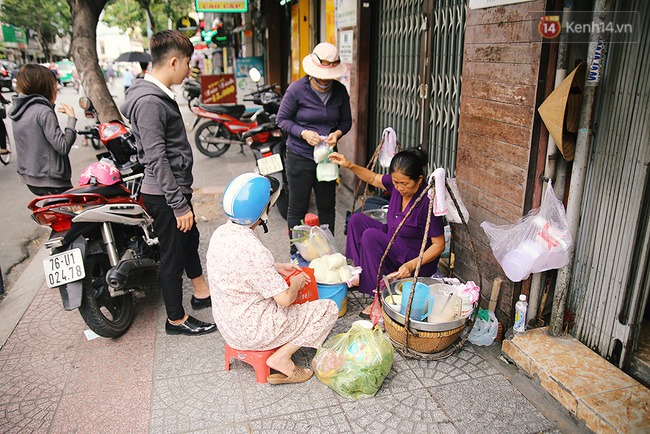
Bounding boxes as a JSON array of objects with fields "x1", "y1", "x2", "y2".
[
  {"x1": 142, "y1": 193, "x2": 202, "y2": 321},
  {"x1": 286, "y1": 150, "x2": 337, "y2": 251}
]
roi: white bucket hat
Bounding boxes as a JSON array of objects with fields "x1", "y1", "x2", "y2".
[{"x1": 302, "y1": 42, "x2": 347, "y2": 80}]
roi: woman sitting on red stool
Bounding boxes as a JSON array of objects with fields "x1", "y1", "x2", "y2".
[{"x1": 207, "y1": 173, "x2": 339, "y2": 384}]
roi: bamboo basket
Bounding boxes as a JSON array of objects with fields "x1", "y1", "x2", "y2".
[{"x1": 382, "y1": 310, "x2": 467, "y2": 354}]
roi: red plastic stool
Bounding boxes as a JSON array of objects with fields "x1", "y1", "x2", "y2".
[{"x1": 224, "y1": 343, "x2": 279, "y2": 384}]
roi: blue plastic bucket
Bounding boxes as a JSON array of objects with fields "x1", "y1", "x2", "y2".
[{"x1": 317, "y1": 283, "x2": 347, "y2": 313}]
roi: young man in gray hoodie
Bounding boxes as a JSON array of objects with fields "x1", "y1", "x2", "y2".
[{"x1": 121, "y1": 30, "x2": 216, "y2": 336}]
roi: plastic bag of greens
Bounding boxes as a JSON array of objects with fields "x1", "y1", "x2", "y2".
[{"x1": 312, "y1": 322, "x2": 394, "y2": 399}]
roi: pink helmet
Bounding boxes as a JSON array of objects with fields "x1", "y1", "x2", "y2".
[{"x1": 79, "y1": 161, "x2": 121, "y2": 186}]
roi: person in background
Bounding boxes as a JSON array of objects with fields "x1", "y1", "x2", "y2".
[
  {"x1": 105, "y1": 64, "x2": 116, "y2": 85},
  {"x1": 207, "y1": 173, "x2": 338, "y2": 384},
  {"x1": 328, "y1": 148, "x2": 445, "y2": 318},
  {"x1": 190, "y1": 60, "x2": 201, "y2": 81},
  {"x1": 9, "y1": 64, "x2": 77, "y2": 196},
  {"x1": 0, "y1": 93, "x2": 10, "y2": 155},
  {"x1": 136, "y1": 62, "x2": 148, "y2": 79},
  {"x1": 122, "y1": 69, "x2": 134, "y2": 93},
  {"x1": 276, "y1": 42, "x2": 352, "y2": 259},
  {"x1": 121, "y1": 30, "x2": 216, "y2": 336}
]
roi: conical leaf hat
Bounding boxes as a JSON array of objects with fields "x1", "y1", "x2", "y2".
[{"x1": 538, "y1": 62, "x2": 586, "y2": 161}]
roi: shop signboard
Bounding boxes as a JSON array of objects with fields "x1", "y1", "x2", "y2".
[
  {"x1": 176, "y1": 16, "x2": 198, "y2": 38},
  {"x1": 200, "y1": 74, "x2": 237, "y2": 104},
  {"x1": 2, "y1": 25, "x2": 26, "y2": 49},
  {"x1": 195, "y1": 0, "x2": 248, "y2": 13}
]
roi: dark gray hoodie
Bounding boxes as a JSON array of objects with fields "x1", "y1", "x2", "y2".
[
  {"x1": 121, "y1": 79, "x2": 193, "y2": 217},
  {"x1": 9, "y1": 94, "x2": 77, "y2": 188}
]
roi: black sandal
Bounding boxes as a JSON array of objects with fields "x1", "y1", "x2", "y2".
[{"x1": 358, "y1": 311, "x2": 370, "y2": 320}]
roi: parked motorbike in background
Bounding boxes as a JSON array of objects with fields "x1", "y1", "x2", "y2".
[
  {"x1": 242, "y1": 122, "x2": 288, "y2": 220},
  {"x1": 28, "y1": 101, "x2": 159, "y2": 338},
  {"x1": 182, "y1": 78, "x2": 201, "y2": 108},
  {"x1": 190, "y1": 68, "x2": 282, "y2": 158},
  {"x1": 76, "y1": 97, "x2": 102, "y2": 149}
]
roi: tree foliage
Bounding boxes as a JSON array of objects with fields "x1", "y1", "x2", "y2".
[
  {"x1": 103, "y1": 0, "x2": 195, "y2": 39},
  {"x1": 0, "y1": 0, "x2": 72, "y2": 61}
]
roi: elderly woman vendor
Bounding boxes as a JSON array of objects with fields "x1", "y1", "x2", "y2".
[
  {"x1": 328, "y1": 148, "x2": 446, "y2": 318},
  {"x1": 207, "y1": 173, "x2": 339, "y2": 384}
]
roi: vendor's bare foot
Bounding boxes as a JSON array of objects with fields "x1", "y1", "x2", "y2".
[{"x1": 362, "y1": 304, "x2": 372, "y2": 316}]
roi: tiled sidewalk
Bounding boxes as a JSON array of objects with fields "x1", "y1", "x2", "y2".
[
  {"x1": 0, "y1": 186, "x2": 582, "y2": 433},
  {"x1": 503, "y1": 327, "x2": 650, "y2": 433}
]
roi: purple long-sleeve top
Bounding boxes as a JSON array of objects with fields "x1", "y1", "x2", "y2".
[{"x1": 276, "y1": 76, "x2": 352, "y2": 159}]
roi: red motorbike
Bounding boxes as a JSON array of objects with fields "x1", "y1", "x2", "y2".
[
  {"x1": 28, "y1": 100, "x2": 158, "y2": 338},
  {"x1": 190, "y1": 81, "x2": 281, "y2": 158}
]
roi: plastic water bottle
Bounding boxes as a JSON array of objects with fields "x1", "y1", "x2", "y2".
[{"x1": 514, "y1": 294, "x2": 528, "y2": 335}]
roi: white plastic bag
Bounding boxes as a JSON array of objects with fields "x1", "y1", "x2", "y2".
[
  {"x1": 378, "y1": 127, "x2": 397, "y2": 168},
  {"x1": 313, "y1": 140, "x2": 331, "y2": 163},
  {"x1": 467, "y1": 309, "x2": 498, "y2": 346},
  {"x1": 290, "y1": 224, "x2": 338, "y2": 261},
  {"x1": 445, "y1": 178, "x2": 470, "y2": 224},
  {"x1": 480, "y1": 181, "x2": 572, "y2": 282}
]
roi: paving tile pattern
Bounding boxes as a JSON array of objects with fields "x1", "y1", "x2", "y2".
[{"x1": 0, "y1": 194, "x2": 562, "y2": 433}]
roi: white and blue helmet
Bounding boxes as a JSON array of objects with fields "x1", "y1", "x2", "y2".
[{"x1": 222, "y1": 173, "x2": 281, "y2": 227}]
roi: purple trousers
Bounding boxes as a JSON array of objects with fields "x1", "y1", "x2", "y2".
[{"x1": 346, "y1": 213, "x2": 438, "y2": 295}]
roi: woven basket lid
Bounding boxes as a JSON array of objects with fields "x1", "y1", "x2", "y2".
[{"x1": 538, "y1": 62, "x2": 586, "y2": 161}]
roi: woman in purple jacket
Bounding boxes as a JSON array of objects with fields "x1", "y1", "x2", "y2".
[
  {"x1": 329, "y1": 148, "x2": 446, "y2": 318},
  {"x1": 276, "y1": 42, "x2": 352, "y2": 256}
]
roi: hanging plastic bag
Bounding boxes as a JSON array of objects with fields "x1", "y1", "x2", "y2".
[
  {"x1": 290, "y1": 224, "x2": 338, "y2": 261},
  {"x1": 312, "y1": 323, "x2": 394, "y2": 399},
  {"x1": 467, "y1": 308, "x2": 498, "y2": 346},
  {"x1": 378, "y1": 127, "x2": 397, "y2": 168},
  {"x1": 427, "y1": 173, "x2": 470, "y2": 224},
  {"x1": 445, "y1": 178, "x2": 470, "y2": 224},
  {"x1": 480, "y1": 181, "x2": 572, "y2": 282}
]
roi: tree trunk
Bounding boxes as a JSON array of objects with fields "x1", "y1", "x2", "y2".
[
  {"x1": 67, "y1": 0, "x2": 121, "y2": 123},
  {"x1": 37, "y1": 33, "x2": 51, "y2": 63},
  {"x1": 146, "y1": 5, "x2": 156, "y2": 35}
]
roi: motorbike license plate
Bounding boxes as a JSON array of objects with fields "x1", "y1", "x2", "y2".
[
  {"x1": 257, "y1": 154, "x2": 283, "y2": 175},
  {"x1": 43, "y1": 248, "x2": 85, "y2": 288}
]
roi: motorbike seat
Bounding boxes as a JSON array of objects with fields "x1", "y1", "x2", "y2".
[
  {"x1": 69, "y1": 183, "x2": 132, "y2": 198},
  {"x1": 199, "y1": 103, "x2": 246, "y2": 119}
]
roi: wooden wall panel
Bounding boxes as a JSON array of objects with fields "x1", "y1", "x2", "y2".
[{"x1": 453, "y1": 0, "x2": 545, "y2": 326}]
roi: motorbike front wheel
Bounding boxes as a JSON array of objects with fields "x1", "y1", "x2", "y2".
[
  {"x1": 90, "y1": 137, "x2": 101, "y2": 149},
  {"x1": 78, "y1": 253, "x2": 134, "y2": 338},
  {"x1": 194, "y1": 121, "x2": 232, "y2": 158}
]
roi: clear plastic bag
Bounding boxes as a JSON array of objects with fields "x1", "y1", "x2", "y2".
[
  {"x1": 316, "y1": 161, "x2": 339, "y2": 182},
  {"x1": 290, "y1": 224, "x2": 338, "y2": 261},
  {"x1": 445, "y1": 178, "x2": 470, "y2": 224},
  {"x1": 467, "y1": 308, "x2": 498, "y2": 346},
  {"x1": 480, "y1": 181, "x2": 572, "y2": 282},
  {"x1": 312, "y1": 323, "x2": 394, "y2": 399},
  {"x1": 313, "y1": 140, "x2": 331, "y2": 163}
]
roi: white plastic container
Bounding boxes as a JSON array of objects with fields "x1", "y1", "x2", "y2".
[{"x1": 513, "y1": 294, "x2": 528, "y2": 335}]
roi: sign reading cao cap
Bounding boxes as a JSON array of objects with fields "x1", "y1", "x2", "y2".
[
  {"x1": 176, "y1": 16, "x2": 198, "y2": 38},
  {"x1": 195, "y1": 0, "x2": 248, "y2": 13}
]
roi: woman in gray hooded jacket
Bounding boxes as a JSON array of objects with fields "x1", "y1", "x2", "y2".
[{"x1": 9, "y1": 64, "x2": 77, "y2": 196}]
